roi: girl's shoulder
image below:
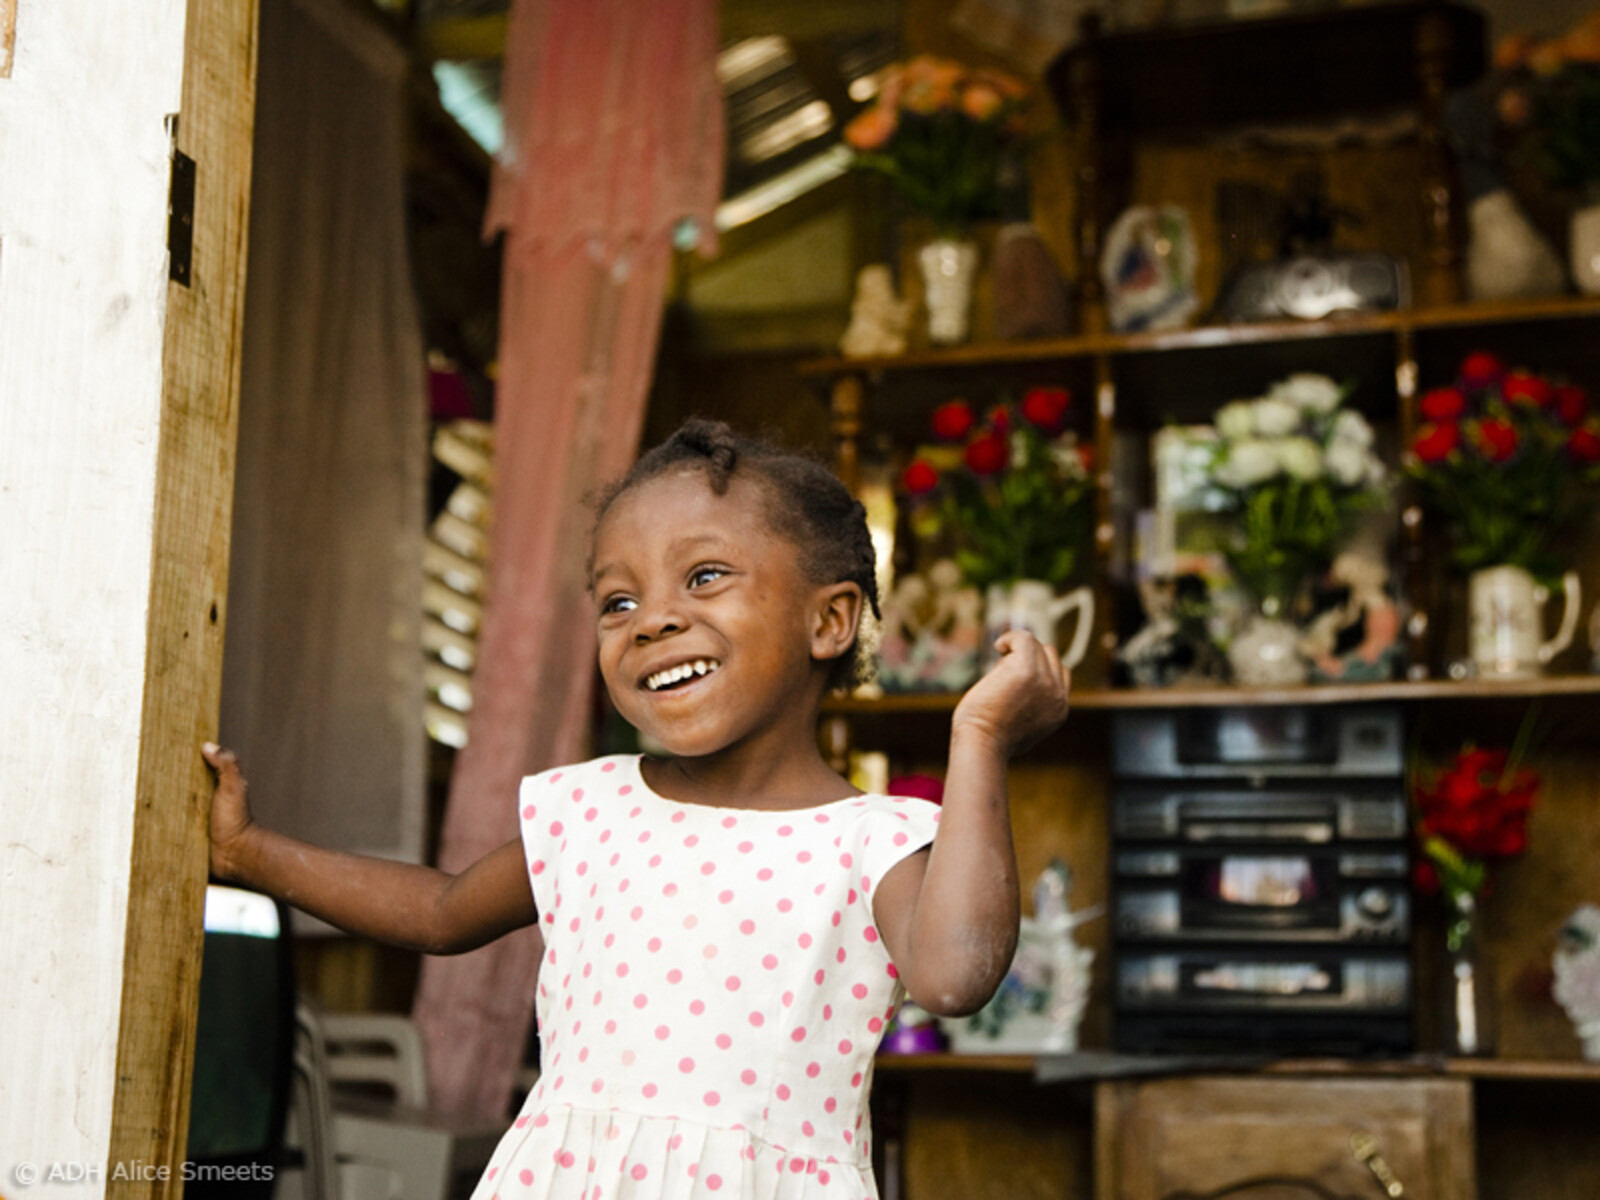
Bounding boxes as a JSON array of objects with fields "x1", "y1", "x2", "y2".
[{"x1": 519, "y1": 754, "x2": 638, "y2": 795}]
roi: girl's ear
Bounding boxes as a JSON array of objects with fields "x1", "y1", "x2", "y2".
[{"x1": 810, "y1": 581, "x2": 864, "y2": 663}]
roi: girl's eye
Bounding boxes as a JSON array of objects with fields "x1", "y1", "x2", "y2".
[
  {"x1": 600, "y1": 595, "x2": 637, "y2": 615},
  {"x1": 688, "y1": 566, "x2": 726, "y2": 589}
]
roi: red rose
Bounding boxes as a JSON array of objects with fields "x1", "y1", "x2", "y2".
[
  {"x1": 901, "y1": 459, "x2": 940, "y2": 495},
  {"x1": 1569, "y1": 425, "x2": 1600, "y2": 464},
  {"x1": 930, "y1": 400, "x2": 975, "y2": 442},
  {"x1": 1555, "y1": 384, "x2": 1589, "y2": 425},
  {"x1": 1501, "y1": 370, "x2": 1553, "y2": 408},
  {"x1": 1412, "y1": 422, "x2": 1459, "y2": 463},
  {"x1": 1459, "y1": 351, "x2": 1505, "y2": 389},
  {"x1": 987, "y1": 407, "x2": 1012, "y2": 435},
  {"x1": 1020, "y1": 386, "x2": 1071, "y2": 432},
  {"x1": 1419, "y1": 386, "x2": 1467, "y2": 423},
  {"x1": 1473, "y1": 417, "x2": 1519, "y2": 462},
  {"x1": 964, "y1": 431, "x2": 1009, "y2": 475}
]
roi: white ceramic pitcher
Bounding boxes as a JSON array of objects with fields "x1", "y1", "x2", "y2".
[
  {"x1": 1468, "y1": 565, "x2": 1581, "y2": 679},
  {"x1": 982, "y1": 579, "x2": 1095, "y2": 673}
]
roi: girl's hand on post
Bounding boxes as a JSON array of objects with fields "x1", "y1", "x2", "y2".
[
  {"x1": 951, "y1": 630, "x2": 1071, "y2": 758},
  {"x1": 202, "y1": 741, "x2": 258, "y2": 883}
]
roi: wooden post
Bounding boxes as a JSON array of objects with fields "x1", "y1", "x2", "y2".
[{"x1": 0, "y1": 1, "x2": 257, "y2": 1195}]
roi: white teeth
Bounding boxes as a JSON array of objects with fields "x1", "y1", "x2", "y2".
[{"x1": 644, "y1": 659, "x2": 720, "y2": 692}]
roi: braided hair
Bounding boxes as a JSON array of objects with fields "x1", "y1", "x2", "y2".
[{"x1": 592, "y1": 418, "x2": 881, "y2": 692}]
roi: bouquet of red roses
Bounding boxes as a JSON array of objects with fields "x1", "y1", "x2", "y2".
[
  {"x1": 1408, "y1": 351, "x2": 1600, "y2": 578},
  {"x1": 1412, "y1": 741, "x2": 1539, "y2": 906},
  {"x1": 901, "y1": 387, "x2": 1093, "y2": 589}
]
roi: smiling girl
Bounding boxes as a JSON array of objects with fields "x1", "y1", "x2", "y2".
[{"x1": 204, "y1": 417, "x2": 1071, "y2": 1200}]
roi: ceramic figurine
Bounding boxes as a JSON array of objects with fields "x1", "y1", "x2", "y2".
[
  {"x1": 1100, "y1": 205, "x2": 1199, "y2": 333},
  {"x1": 1553, "y1": 903, "x2": 1600, "y2": 1060},
  {"x1": 1300, "y1": 552, "x2": 1403, "y2": 682},
  {"x1": 875, "y1": 559, "x2": 983, "y2": 693},
  {"x1": 839, "y1": 264, "x2": 913, "y2": 359}
]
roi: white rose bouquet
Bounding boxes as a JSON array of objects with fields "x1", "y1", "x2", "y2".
[{"x1": 1204, "y1": 373, "x2": 1387, "y2": 615}]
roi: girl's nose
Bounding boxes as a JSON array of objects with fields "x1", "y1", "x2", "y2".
[{"x1": 633, "y1": 601, "x2": 685, "y2": 643}]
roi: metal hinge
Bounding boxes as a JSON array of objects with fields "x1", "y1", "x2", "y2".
[{"x1": 167, "y1": 115, "x2": 195, "y2": 287}]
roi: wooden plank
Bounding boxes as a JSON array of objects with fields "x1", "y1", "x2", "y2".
[
  {"x1": 0, "y1": 0, "x2": 192, "y2": 1179},
  {"x1": 106, "y1": 0, "x2": 258, "y2": 1194}
]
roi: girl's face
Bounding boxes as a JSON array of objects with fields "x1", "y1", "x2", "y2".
[{"x1": 590, "y1": 469, "x2": 858, "y2": 761}]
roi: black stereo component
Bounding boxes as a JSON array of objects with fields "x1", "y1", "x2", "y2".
[{"x1": 1110, "y1": 706, "x2": 1412, "y2": 1056}]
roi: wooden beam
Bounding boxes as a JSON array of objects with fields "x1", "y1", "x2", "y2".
[{"x1": 105, "y1": 0, "x2": 258, "y2": 1194}]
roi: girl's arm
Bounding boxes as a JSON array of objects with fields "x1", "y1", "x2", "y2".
[
  {"x1": 203, "y1": 742, "x2": 538, "y2": 955},
  {"x1": 871, "y1": 631, "x2": 1069, "y2": 1016}
]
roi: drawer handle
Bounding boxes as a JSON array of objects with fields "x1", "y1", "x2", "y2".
[{"x1": 1350, "y1": 1132, "x2": 1406, "y2": 1198}]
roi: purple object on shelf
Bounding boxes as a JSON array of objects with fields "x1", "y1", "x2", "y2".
[{"x1": 879, "y1": 1020, "x2": 948, "y2": 1056}]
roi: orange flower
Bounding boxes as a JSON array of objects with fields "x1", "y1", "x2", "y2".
[{"x1": 844, "y1": 106, "x2": 897, "y2": 151}]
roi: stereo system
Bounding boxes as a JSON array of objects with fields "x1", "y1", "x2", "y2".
[{"x1": 1110, "y1": 705, "x2": 1413, "y2": 1056}]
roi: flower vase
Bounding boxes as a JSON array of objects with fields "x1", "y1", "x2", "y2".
[
  {"x1": 1570, "y1": 194, "x2": 1600, "y2": 296},
  {"x1": 982, "y1": 580, "x2": 1095, "y2": 674},
  {"x1": 1468, "y1": 565, "x2": 1582, "y2": 679},
  {"x1": 1441, "y1": 891, "x2": 1497, "y2": 1057},
  {"x1": 918, "y1": 237, "x2": 980, "y2": 345},
  {"x1": 1227, "y1": 597, "x2": 1308, "y2": 687}
]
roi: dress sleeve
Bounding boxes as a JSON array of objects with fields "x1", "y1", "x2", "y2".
[
  {"x1": 854, "y1": 796, "x2": 941, "y2": 909},
  {"x1": 517, "y1": 768, "x2": 564, "y2": 924}
]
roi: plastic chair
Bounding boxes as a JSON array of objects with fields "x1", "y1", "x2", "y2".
[{"x1": 300, "y1": 1007, "x2": 507, "y2": 1200}]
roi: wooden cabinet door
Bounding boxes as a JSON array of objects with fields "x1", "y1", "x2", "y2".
[{"x1": 1095, "y1": 1076, "x2": 1475, "y2": 1200}]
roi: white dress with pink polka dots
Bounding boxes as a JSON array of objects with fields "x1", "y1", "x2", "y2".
[{"x1": 472, "y1": 754, "x2": 942, "y2": 1200}]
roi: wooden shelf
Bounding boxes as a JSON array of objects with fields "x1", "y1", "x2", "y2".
[
  {"x1": 797, "y1": 297, "x2": 1600, "y2": 381},
  {"x1": 826, "y1": 673, "x2": 1600, "y2": 717},
  {"x1": 876, "y1": 1051, "x2": 1600, "y2": 1083}
]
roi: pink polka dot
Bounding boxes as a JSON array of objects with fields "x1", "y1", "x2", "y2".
[
  {"x1": 649, "y1": 854, "x2": 662, "y2": 868},
  {"x1": 791, "y1": 1026, "x2": 806, "y2": 1042},
  {"x1": 631, "y1": 906, "x2": 643, "y2": 920},
  {"x1": 519, "y1": 1170, "x2": 534, "y2": 1186},
  {"x1": 679, "y1": 1057, "x2": 696, "y2": 1073},
  {"x1": 701, "y1": 940, "x2": 715, "y2": 955},
  {"x1": 631, "y1": 1165, "x2": 648, "y2": 1182},
  {"x1": 776, "y1": 1083, "x2": 791, "y2": 1100},
  {"x1": 648, "y1": 937, "x2": 662, "y2": 952},
  {"x1": 707, "y1": 1175, "x2": 723, "y2": 1191},
  {"x1": 797, "y1": 851, "x2": 812, "y2": 863},
  {"x1": 643, "y1": 1082, "x2": 658, "y2": 1098},
  {"x1": 720, "y1": 890, "x2": 735, "y2": 904},
  {"x1": 778, "y1": 899, "x2": 793, "y2": 913},
  {"x1": 852, "y1": 983, "x2": 868, "y2": 999},
  {"x1": 815, "y1": 969, "x2": 826, "y2": 985},
  {"x1": 704, "y1": 1091, "x2": 721, "y2": 1106},
  {"x1": 777, "y1": 825, "x2": 793, "y2": 837},
  {"x1": 701, "y1": 862, "x2": 715, "y2": 875},
  {"x1": 633, "y1": 994, "x2": 648, "y2": 1008},
  {"x1": 573, "y1": 785, "x2": 587, "y2": 797},
  {"x1": 670, "y1": 1135, "x2": 683, "y2": 1150},
  {"x1": 840, "y1": 852, "x2": 854, "y2": 868},
  {"x1": 591, "y1": 1079, "x2": 603, "y2": 1093},
  {"x1": 819, "y1": 1171, "x2": 831, "y2": 1186},
  {"x1": 667, "y1": 969, "x2": 683, "y2": 984},
  {"x1": 894, "y1": 831, "x2": 909, "y2": 846},
  {"x1": 749, "y1": 1012, "x2": 764, "y2": 1027},
  {"x1": 585, "y1": 807, "x2": 598, "y2": 821},
  {"x1": 550, "y1": 773, "x2": 563, "y2": 782},
  {"x1": 738, "y1": 841, "x2": 754, "y2": 853},
  {"x1": 837, "y1": 948, "x2": 847, "y2": 963},
  {"x1": 620, "y1": 786, "x2": 633, "y2": 797},
  {"x1": 549, "y1": 821, "x2": 564, "y2": 836},
  {"x1": 839, "y1": 1038, "x2": 854, "y2": 1054},
  {"x1": 690, "y1": 1000, "x2": 706, "y2": 1015},
  {"x1": 685, "y1": 834, "x2": 700, "y2": 847},
  {"x1": 725, "y1": 975, "x2": 741, "y2": 991},
  {"x1": 757, "y1": 868, "x2": 774, "y2": 881},
  {"x1": 605, "y1": 1020, "x2": 617, "y2": 1034},
  {"x1": 806, "y1": 1062, "x2": 820, "y2": 1078},
  {"x1": 522, "y1": 805, "x2": 536, "y2": 820},
  {"x1": 782, "y1": 991, "x2": 795, "y2": 1007},
  {"x1": 655, "y1": 1025, "x2": 670, "y2": 1040},
  {"x1": 617, "y1": 963, "x2": 629, "y2": 977},
  {"x1": 832, "y1": 911, "x2": 842, "y2": 927},
  {"x1": 799, "y1": 933, "x2": 813, "y2": 949},
  {"x1": 531, "y1": 860, "x2": 546, "y2": 875},
  {"x1": 671, "y1": 811, "x2": 686, "y2": 824},
  {"x1": 716, "y1": 1033, "x2": 732, "y2": 1050},
  {"x1": 789, "y1": 1158, "x2": 805, "y2": 1174},
  {"x1": 803, "y1": 1120, "x2": 815, "y2": 1137},
  {"x1": 558, "y1": 1152, "x2": 576, "y2": 1169},
  {"x1": 664, "y1": 883, "x2": 678, "y2": 897},
  {"x1": 601, "y1": 762, "x2": 615, "y2": 773},
  {"x1": 824, "y1": 1004, "x2": 833, "y2": 1019},
  {"x1": 864, "y1": 927, "x2": 880, "y2": 943},
  {"x1": 868, "y1": 1017, "x2": 883, "y2": 1033},
  {"x1": 686, "y1": 915, "x2": 700, "y2": 930},
  {"x1": 851, "y1": 1072, "x2": 863, "y2": 1087},
  {"x1": 762, "y1": 954, "x2": 779, "y2": 970},
  {"x1": 741, "y1": 1069, "x2": 757, "y2": 1085},
  {"x1": 887, "y1": 963, "x2": 899, "y2": 978},
  {"x1": 740, "y1": 919, "x2": 756, "y2": 935},
  {"x1": 639, "y1": 832, "x2": 651, "y2": 843},
  {"x1": 825, "y1": 1096, "x2": 838, "y2": 1113}
]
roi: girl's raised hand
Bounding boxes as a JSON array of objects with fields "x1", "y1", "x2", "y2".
[
  {"x1": 201, "y1": 742, "x2": 259, "y2": 883},
  {"x1": 950, "y1": 630, "x2": 1071, "y2": 757}
]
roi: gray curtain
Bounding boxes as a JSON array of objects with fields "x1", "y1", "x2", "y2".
[{"x1": 221, "y1": 0, "x2": 427, "y2": 883}]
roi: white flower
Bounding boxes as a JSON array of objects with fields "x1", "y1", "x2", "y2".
[
  {"x1": 1010, "y1": 429, "x2": 1031, "y2": 469},
  {"x1": 1215, "y1": 400, "x2": 1256, "y2": 442},
  {"x1": 1270, "y1": 372, "x2": 1343, "y2": 415},
  {"x1": 1276, "y1": 436, "x2": 1323, "y2": 481},
  {"x1": 1214, "y1": 438, "x2": 1280, "y2": 488},
  {"x1": 1252, "y1": 396, "x2": 1300, "y2": 438},
  {"x1": 1325, "y1": 439, "x2": 1371, "y2": 486},
  {"x1": 1330, "y1": 408, "x2": 1374, "y2": 449}
]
